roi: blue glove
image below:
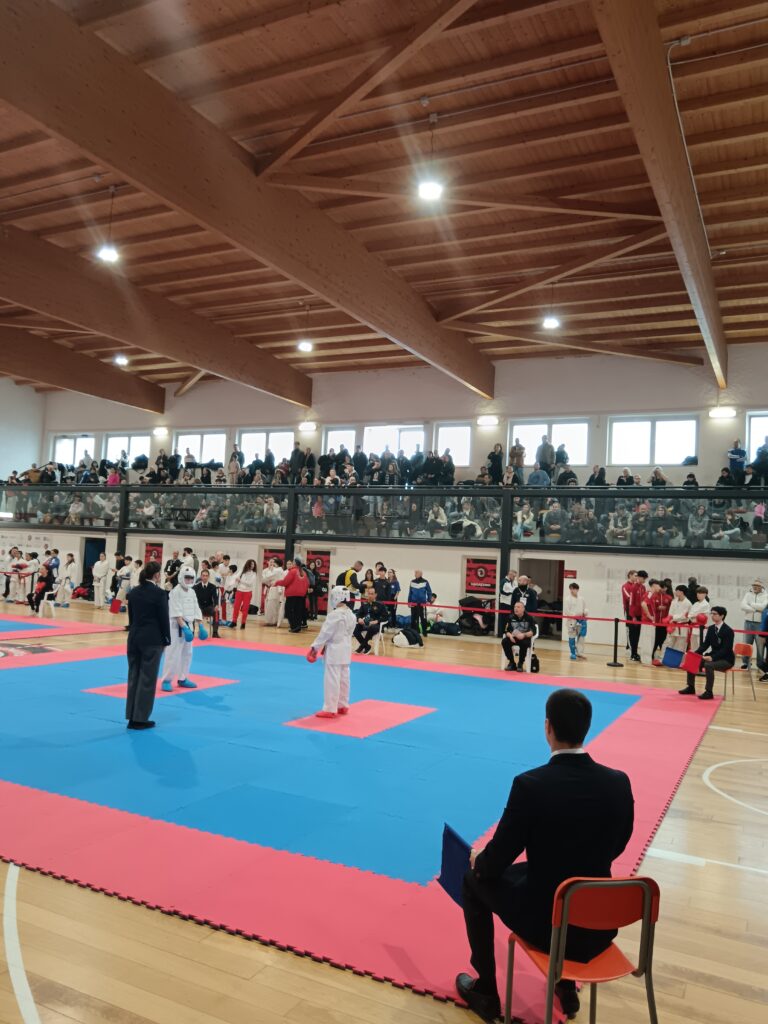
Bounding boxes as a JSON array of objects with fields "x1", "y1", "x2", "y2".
[
  {"x1": 198, "y1": 624, "x2": 209, "y2": 640},
  {"x1": 182, "y1": 625, "x2": 194, "y2": 642}
]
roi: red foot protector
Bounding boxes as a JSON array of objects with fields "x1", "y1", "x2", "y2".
[
  {"x1": 286, "y1": 699, "x2": 436, "y2": 738},
  {"x1": 83, "y1": 674, "x2": 239, "y2": 699}
]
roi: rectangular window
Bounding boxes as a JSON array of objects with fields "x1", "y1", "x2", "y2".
[
  {"x1": 52, "y1": 435, "x2": 95, "y2": 467},
  {"x1": 268, "y1": 431, "x2": 294, "y2": 464},
  {"x1": 550, "y1": 423, "x2": 589, "y2": 467},
  {"x1": 239, "y1": 431, "x2": 267, "y2": 460},
  {"x1": 175, "y1": 431, "x2": 227, "y2": 465},
  {"x1": 362, "y1": 425, "x2": 424, "y2": 458},
  {"x1": 609, "y1": 417, "x2": 697, "y2": 467},
  {"x1": 610, "y1": 420, "x2": 651, "y2": 466},
  {"x1": 511, "y1": 424, "x2": 548, "y2": 467},
  {"x1": 436, "y1": 424, "x2": 471, "y2": 467},
  {"x1": 747, "y1": 413, "x2": 768, "y2": 461},
  {"x1": 325, "y1": 428, "x2": 356, "y2": 455},
  {"x1": 105, "y1": 434, "x2": 150, "y2": 465}
]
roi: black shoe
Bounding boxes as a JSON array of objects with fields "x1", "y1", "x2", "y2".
[
  {"x1": 361, "y1": 644, "x2": 372, "y2": 654},
  {"x1": 759, "y1": 673, "x2": 768, "y2": 681},
  {"x1": 355, "y1": 645, "x2": 365, "y2": 654},
  {"x1": 455, "y1": 974, "x2": 501, "y2": 1022},
  {"x1": 504, "y1": 662, "x2": 517, "y2": 671},
  {"x1": 555, "y1": 981, "x2": 580, "y2": 1019},
  {"x1": 127, "y1": 720, "x2": 155, "y2": 730},
  {"x1": 678, "y1": 685, "x2": 696, "y2": 695},
  {"x1": 289, "y1": 627, "x2": 302, "y2": 633},
  {"x1": 516, "y1": 664, "x2": 525, "y2": 673},
  {"x1": 240, "y1": 624, "x2": 246, "y2": 630},
  {"x1": 698, "y1": 691, "x2": 714, "y2": 700},
  {"x1": 631, "y1": 654, "x2": 641, "y2": 662},
  {"x1": 212, "y1": 631, "x2": 219, "y2": 638}
]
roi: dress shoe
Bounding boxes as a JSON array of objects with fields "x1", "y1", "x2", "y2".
[
  {"x1": 759, "y1": 673, "x2": 768, "y2": 681},
  {"x1": 698, "y1": 691, "x2": 714, "y2": 700},
  {"x1": 678, "y1": 685, "x2": 696, "y2": 695},
  {"x1": 455, "y1": 974, "x2": 501, "y2": 1022},
  {"x1": 127, "y1": 720, "x2": 155, "y2": 730},
  {"x1": 504, "y1": 662, "x2": 517, "y2": 671},
  {"x1": 555, "y1": 981, "x2": 580, "y2": 1019},
  {"x1": 355, "y1": 645, "x2": 365, "y2": 654}
]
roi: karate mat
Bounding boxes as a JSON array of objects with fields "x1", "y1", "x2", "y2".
[
  {"x1": 0, "y1": 641, "x2": 719, "y2": 1023},
  {"x1": 0, "y1": 612, "x2": 121, "y2": 640}
]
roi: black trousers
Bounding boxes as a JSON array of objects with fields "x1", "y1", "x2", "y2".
[
  {"x1": 686, "y1": 658, "x2": 731, "y2": 693},
  {"x1": 353, "y1": 623, "x2": 380, "y2": 649},
  {"x1": 126, "y1": 642, "x2": 164, "y2": 722},
  {"x1": 496, "y1": 604, "x2": 510, "y2": 637},
  {"x1": 653, "y1": 625, "x2": 667, "y2": 658},
  {"x1": 285, "y1": 595, "x2": 305, "y2": 631},
  {"x1": 410, "y1": 605, "x2": 428, "y2": 635},
  {"x1": 501, "y1": 635, "x2": 531, "y2": 667},
  {"x1": 627, "y1": 621, "x2": 641, "y2": 657}
]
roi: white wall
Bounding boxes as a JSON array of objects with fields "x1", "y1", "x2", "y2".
[
  {"x1": 0, "y1": 379, "x2": 45, "y2": 479},
  {"x1": 38, "y1": 344, "x2": 768, "y2": 485}
]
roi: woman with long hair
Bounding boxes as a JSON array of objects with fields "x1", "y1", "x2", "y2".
[
  {"x1": 231, "y1": 558, "x2": 258, "y2": 629},
  {"x1": 273, "y1": 557, "x2": 310, "y2": 633}
]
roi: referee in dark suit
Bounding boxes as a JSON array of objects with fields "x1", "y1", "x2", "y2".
[
  {"x1": 679, "y1": 605, "x2": 734, "y2": 700},
  {"x1": 456, "y1": 689, "x2": 634, "y2": 1022},
  {"x1": 126, "y1": 561, "x2": 170, "y2": 730}
]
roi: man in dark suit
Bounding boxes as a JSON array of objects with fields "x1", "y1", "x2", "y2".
[
  {"x1": 353, "y1": 586, "x2": 387, "y2": 654},
  {"x1": 678, "y1": 605, "x2": 734, "y2": 701},
  {"x1": 126, "y1": 561, "x2": 171, "y2": 730},
  {"x1": 456, "y1": 689, "x2": 634, "y2": 1022}
]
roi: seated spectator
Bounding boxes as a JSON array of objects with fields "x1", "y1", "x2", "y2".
[
  {"x1": 712, "y1": 508, "x2": 744, "y2": 543},
  {"x1": 353, "y1": 586, "x2": 388, "y2": 654},
  {"x1": 606, "y1": 504, "x2": 631, "y2": 545},
  {"x1": 615, "y1": 467, "x2": 634, "y2": 486},
  {"x1": 543, "y1": 500, "x2": 567, "y2": 541},
  {"x1": 686, "y1": 504, "x2": 709, "y2": 547},
  {"x1": 679, "y1": 606, "x2": 734, "y2": 700},
  {"x1": 527, "y1": 462, "x2": 550, "y2": 486},
  {"x1": 556, "y1": 465, "x2": 578, "y2": 486},
  {"x1": 513, "y1": 502, "x2": 536, "y2": 540},
  {"x1": 715, "y1": 466, "x2": 736, "y2": 487},
  {"x1": 682, "y1": 472, "x2": 699, "y2": 488},
  {"x1": 648, "y1": 467, "x2": 668, "y2": 486},
  {"x1": 650, "y1": 503, "x2": 678, "y2": 548},
  {"x1": 427, "y1": 502, "x2": 448, "y2": 535},
  {"x1": 501, "y1": 464, "x2": 517, "y2": 487},
  {"x1": 500, "y1": 601, "x2": 536, "y2": 672},
  {"x1": 631, "y1": 503, "x2": 651, "y2": 545},
  {"x1": 586, "y1": 465, "x2": 607, "y2": 486}
]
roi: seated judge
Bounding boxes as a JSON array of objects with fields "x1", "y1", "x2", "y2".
[
  {"x1": 456, "y1": 689, "x2": 634, "y2": 1022},
  {"x1": 678, "y1": 604, "x2": 734, "y2": 701},
  {"x1": 501, "y1": 601, "x2": 535, "y2": 672},
  {"x1": 353, "y1": 585, "x2": 387, "y2": 654}
]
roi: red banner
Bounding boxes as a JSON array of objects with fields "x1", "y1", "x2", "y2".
[
  {"x1": 143, "y1": 542, "x2": 163, "y2": 566},
  {"x1": 465, "y1": 557, "x2": 497, "y2": 595},
  {"x1": 564, "y1": 568, "x2": 577, "y2": 579}
]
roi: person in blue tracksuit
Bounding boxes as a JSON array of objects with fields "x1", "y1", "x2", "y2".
[{"x1": 408, "y1": 570, "x2": 433, "y2": 637}]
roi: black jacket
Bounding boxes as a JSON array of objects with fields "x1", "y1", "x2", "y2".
[
  {"x1": 697, "y1": 622, "x2": 735, "y2": 666},
  {"x1": 510, "y1": 585, "x2": 538, "y2": 613},
  {"x1": 127, "y1": 582, "x2": 171, "y2": 648},
  {"x1": 475, "y1": 753, "x2": 634, "y2": 960}
]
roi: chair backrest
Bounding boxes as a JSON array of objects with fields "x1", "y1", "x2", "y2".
[
  {"x1": 734, "y1": 642, "x2": 753, "y2": 657},
  {"x1": 550, "y1": 876, "x2": 660, "y2": 976}
]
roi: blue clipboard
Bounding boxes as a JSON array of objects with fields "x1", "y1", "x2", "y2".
[{"x1": 438, "y1": 823, "x2": 471, "y2": 906}]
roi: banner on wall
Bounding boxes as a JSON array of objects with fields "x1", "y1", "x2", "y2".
[
  {"x1": 305, "y1": 549, "x2": 331, "y2": 614},
  {"x1": 143, "y1": 542, "x2": 164, "y2": 566},
  {"x1": 564, "y1": 568, "x2": 577, "y2": 579},
  {"x1": 0, "y1": 532, "x2": 55, "y2": 555},
  {"x1": 464, "y1": 557, "x2": 498, "y2": 595}
]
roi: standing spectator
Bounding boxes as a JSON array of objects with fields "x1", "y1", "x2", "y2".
[
  {"x1": 497, "y1": 568, "x2": 517, "y2": 637},
  {"x1": 510, "y1": 575, "x2": 538, "y2": 615},
  {"x1": 500, "y1": 601, "x2": 536, "y2": 671},
  {"x1": 289, "y1": 441, "x2": 305, "y2": 484},
  {"x1": 486, "y1": 444, "x2": 504, "y2": 485},
  {"x1": 563, "y1": 581, "x2": 587, "y2": 660},
  {"x1": 726, "y1": 438, "x2": 747, "y2": 484},
  {"x1": 230, "y1": 559, "x2": 258, "y2": 630},
  {"x1": 535, "y1": 435, "x2": 555, "y2": 479},
  {"x1": 274, "y1": 557, "x2": 309, "y2": 634},
  {"x1": 554, "y1": 443, "x2": 569, "y2": 468},
  {"x1": 642, "y1": 579, "x2": 672, "y2": 664},
  {"x1": 626, "y1": 569, "x2": 649, "y2": 662},
  {"x1": 227, "y1": 451, "x2": 241, "y2": 486},
  {"x1": 373, "y1": 566, "x2": 389, "y2": 603},
  {"x1": 678, "y1": 606, "x2": 734, "y2": 700},
  {"x1": 508, "y1": 438, "x2": 525, "y2": 484},
  {"x1": 739, "y1": 579, "x2": 767, "y2": 668},
  {"x1": 408, "y1": 569, "x2": 432, "y2": 637},
  {"x1": 386, "y1": 568, "x2": 401, "y2": 626}
]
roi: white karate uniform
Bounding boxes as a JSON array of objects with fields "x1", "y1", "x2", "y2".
[
  {"x1": 311, "y1": 603, "x2": 356, "y2": 712},
  {"x1": 9, "y1": 561, "x2": 28, "y2": 602},
  {"x1": 92, "y1": 558, "x2": 109, "y2": 605},
  {"x1": 55, "y1": 560, "x2": 78, "y2": 603},
  {"x1": 161, "y1": 583, "x2": 203, "y2": 684},
  {"x1": 563, "y1": 593, "x2": 587, "y2": 657},
  {"x1": 115, "y1": 564, "x2": 133, "y2": 603}
]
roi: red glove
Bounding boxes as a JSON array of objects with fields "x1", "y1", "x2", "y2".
[
  {"x1": 666, "y1": 622, "x2": 677, "y2": 634},
  {"x1": 695, "y1": 613, "x2": 708, "y2": 626},
  {"x1": 306, "y1": 647, "x2": 319, "y2": 663}
]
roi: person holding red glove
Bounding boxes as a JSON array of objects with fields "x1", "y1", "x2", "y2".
[{"x1": 306, "y1": 585, "x2": 356, "y2": 718}]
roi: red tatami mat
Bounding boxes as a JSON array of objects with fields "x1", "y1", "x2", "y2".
[
  {"x1": 0, "y1": 613, "x2": 121, "y2": 641},
  {"x1": 0, "y1": 653, "x2": 719, "y2": 1023}
]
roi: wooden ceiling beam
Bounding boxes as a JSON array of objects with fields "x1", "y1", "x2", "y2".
[
  {"x1": 0, "y1": 0, "x2": 492, "y2": 398},
  {"x1": 76, "y1": 0, "x2": 157, "y2": 30},
  {"x1": 0, "y1": 158, "x2": 97, "y2": 199},
  {"x1": 0, "y1": 326, "x2": 165, "y2": 412},
  {"x1": 591, "y1": 0, "x2": 729, "y2": 387},
  {"x1": 258, "y1": 0, "x2": 482, "y2": 174},
  {"x1": 437, "y1": 226, "x2": 667, "y2": 321},
  {"x1": 458, "y1": 323, "x2": 704, "y2": 366},
  {"x1": 0, "y1": 225, "x2": 313, "y2": 407},
  {"x1": 174, "y1": 369, "x2": 206, "y2": 398}
]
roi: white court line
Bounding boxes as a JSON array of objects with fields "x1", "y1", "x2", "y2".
[
  {"x1": 711, "y1": 726, "x2": 768, "y2": 738},
  {"x1": 2, "y1": 863, "x2": 41, "y2": 1024},
  {"x1": 702, "y1": 758, "x2": 768, "y2": 818},
  {"x1": 645, "y1": 847, "x2": 768, "y2": 877}
]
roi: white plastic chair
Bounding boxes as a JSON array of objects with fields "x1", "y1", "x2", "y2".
[
  {"x1": 39, "y1": 591, "x2": 56, "y2": 618},
  {"x1": 500, "y1": 622, "x2": 539, "y2": 671}
]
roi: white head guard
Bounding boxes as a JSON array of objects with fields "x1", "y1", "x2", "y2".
[{"x1": 328, "y1": 585, "x2": 351, "y2": 611}]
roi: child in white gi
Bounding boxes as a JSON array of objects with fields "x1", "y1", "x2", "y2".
[
  {"x1": 306, "y1": 586, "x2": 356, "y2": 718},
  {"x1": 563, "y1": 581, "x2": 588, "y2": 660},
  {"x1": 160, "y1": 567, "x2": 207, "y2": 692}
]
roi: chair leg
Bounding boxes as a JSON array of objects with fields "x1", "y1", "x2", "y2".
[
  {"x1": 590, "y1": 982, "x2": 598, "y2": 1024},
  {"x1": 504, "y1": 940, "x2": 516, "y2": 1024},
  {"x1": 645, "y1": 967, "x2": 659, "y2": 1024},
  {"x1": 544, "y1": 968, "x2": 557, "y2": 1024},
  {"x1": 748, "y1": 669, "x2": 757, "y2": 701}
]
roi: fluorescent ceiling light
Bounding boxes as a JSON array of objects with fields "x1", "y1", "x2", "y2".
[
  {"x1": 153, "y1": 426, "x2": 169, "y2": 438},
  {"x1": 708, "y1": 406, "x2": 737, "y2": 419},
  {"x1": 298, "y1": 421, "x2": 317, "y2": 432},
  {"x1": 477, "y1": 415, "x2": 499, "y2": 426}
]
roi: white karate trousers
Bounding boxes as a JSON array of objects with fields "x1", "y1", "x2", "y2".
[
  {"x1": 323, "y1": 664, "x2": 350, "y2": 713},
  {"x1": 161, "y1": 629, "x2": 194, "y2": 683}
]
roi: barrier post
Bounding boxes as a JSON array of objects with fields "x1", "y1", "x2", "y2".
[{"x1": 606, "y1": 617, "x2": 624, "y2": 668}]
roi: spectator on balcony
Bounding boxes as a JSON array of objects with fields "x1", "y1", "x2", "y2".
[
  {"x1": 715, "y1": 466, "x2": 735, "y2": 487},
  {"x1": 535, "y1": 435, "x2": 555, "y2": 479},
  {"x1": 631, "y1": 503, "x2": 651, "y2": 546},
  {"x1": 288, "y1": 442, "x2": 305, "y2": 484},
  {"x1": 682, "y1": 472, "x2": 699, "y2": 488},
  {"x1": 615, "y1": 467, "x2": 633, "y2": 486},
  {"x1": 427, "y1": 502, "x2": 448, "y2": 536},
  {"x1": 577, "y1": 508, "x2": 603, "y2": 544},
  {"x1": 183, "y1": 448, "x2": 196, "y2": 471},
  {"x1": 543, "y1": 500, "x2": 567, "y2": 541},
  {"x1": 606, "y1": 504, "x2": 631, "y2": 545},
  {"x1": 527, "y1": 462, "x2": 550, "y2": 487},
  {"x1": 648, "y1": 467, "x2": 668, "y2": 487},
  {"x1": 423, "y1": 451, "x2": 442, "y2": 485},
  {"x1": 155, "y1": 448, "x2": 168, "y2": 473},
  {"x1": 487, "y1": 444, "x2": 504, "y2": 485},
  {"x1": 508, "y1": 438, "x2": 525, "y2": 484},
  {"x1": 441, "y1": 452, "x2": 456, "y2": 485},
  {"x1": 475, "y1": 467, "x2": 492, "y2": 486},
  {"x1": 513, "y1": 502, "x2": 536, "y2": 540},
  {"x1": 556, "y1": 465, "x2": 578, "y2": 486},
  {"x1": 410, "y1": 445, "x2": 425, "y2": 481},
  {"x1": 650, "y1": 504, "x2": 678, "y2": 548},
  {"x1": 263, "y1": 448, "x2": 275, "y2": 480},
  {"x1": 586, "y1": 465, "x2": 607, "y2": 486},
  {"x1": 726, "y1": 438, "x2": 747, "y2": 483},
  {"x1": 554, "y1": 443, "x2": 569, "y2": 468},
  {"x1": 304, "y1": 447, "x2": 316, "y2": 479},
  {"x1": 686, "y1": 504, "x2": 709, "y2": 547},
  {"x1": 501, "y1": 464, "x2": 517, "y2": 487}
]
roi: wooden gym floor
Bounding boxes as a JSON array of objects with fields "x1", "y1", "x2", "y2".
[{"x1": 0, "y1": 604, "x2": 765, "y2": 1024}]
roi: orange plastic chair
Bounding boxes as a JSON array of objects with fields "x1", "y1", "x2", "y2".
[
  {"x1": 504, "y1": 876, "x2": 661, "y2": 1024},
  {"x1": 724, "y1": 642, "x2": 757, "y2": 700}
]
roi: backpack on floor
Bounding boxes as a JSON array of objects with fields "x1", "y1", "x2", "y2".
[
  {"x1": 392, "y1": 628, "x2": 423, "y2": 648},
  {"x1": 530, "y1": 653, "x2": 540, "y2": 673}
]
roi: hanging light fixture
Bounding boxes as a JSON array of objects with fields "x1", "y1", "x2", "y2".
[
  {"x1": 113, "y1": 354, "x2": 129, "y2": 367},
  {"x1": 541, "y1": 282, "x2": 561, "y2": 330},
  {"x1": 417, "y1": 113, "x2": 444, "y2": 202},
  {"x1": 296, "y1": 301, "x2": 313, "y2": 352},
  {"x1": 95, "y1": 185, "x2": 120, "y2": 263}
]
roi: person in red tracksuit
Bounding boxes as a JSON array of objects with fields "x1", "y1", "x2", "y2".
[
  {"x1": 626, "y1": 570, "x2": 649, "y2": 662},
  {"x1": 642, "y1": 579, "x2": 672, "y2": 664},
  {"x1": 621, "y1": 570, "x2": 636, "y2": 652},
  {"x1": 273, "y1": 556, "x2": 310, "y2": 633}
]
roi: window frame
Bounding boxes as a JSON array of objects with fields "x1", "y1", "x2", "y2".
[
  {"x1": 435, "y1": 421, "x2": 472, "y2": 467},
  {"x1": 104, "y1": 433, "x2": 151, "y2": 465},
  {"x1": 51, "y1": 434, "x2": 96, "y2": 467},
  {"x1": 174, "y1": 430, "x2": 228, "y2": 465},
  {"x1": 607, "y1": 414, "x2": 699, "y2": 468},
  {"x1": 746, "y1": 411, "x2": 768, "y2": 462},
  {"x1": 361, "y1": 423, "x2": 425, "y2": 459},
  {"x1": 508, "y1": 420, "x2": 590, "y2": 467},
  {"x1": 323, "y1": 427, "x2": 358, "y2": 455}
]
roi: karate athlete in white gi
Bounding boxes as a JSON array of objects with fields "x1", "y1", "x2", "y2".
[
  {"x1": 306, "y1": 585, "x2": 356, "y2": 718},
  {"x1": 160, "y1": 567, "x2": 208, "y2": 692}
]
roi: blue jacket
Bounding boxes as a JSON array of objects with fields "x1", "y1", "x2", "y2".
[
  {"x1": 527, "y1": 469, "x2": 551, "y2": 486},
  {"x1": 408, "y1": 577, "x2": 433, "y2": 605}
]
